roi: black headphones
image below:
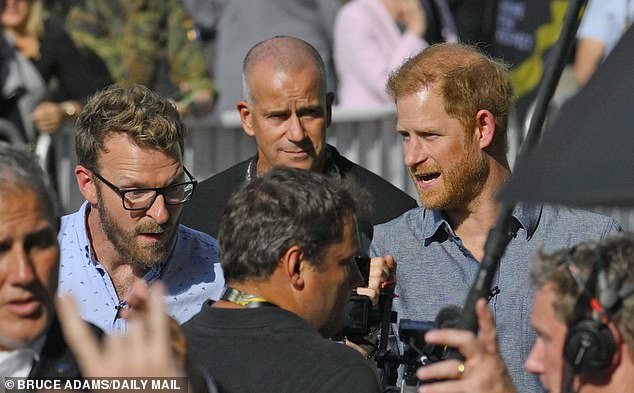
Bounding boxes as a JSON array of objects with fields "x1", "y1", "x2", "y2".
[{"x1": 563, "y1": 248, "x2": 634, "y2": 375}]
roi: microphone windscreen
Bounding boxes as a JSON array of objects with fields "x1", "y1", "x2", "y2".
[{"x1": 435, "y1": 305, "x2": 463, "y2": 329}]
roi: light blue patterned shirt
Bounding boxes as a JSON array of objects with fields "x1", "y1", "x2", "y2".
[
  {"x1": 370, "y1": 203, "x2": 621, "y2": 393},
  {"x1": 58, "y1": 202, "x2": 224, "y2": 334}
]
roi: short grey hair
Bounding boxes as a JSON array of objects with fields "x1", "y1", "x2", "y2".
[{"x1": 0, "y1": 143, "x2": 59, "y2": 226}]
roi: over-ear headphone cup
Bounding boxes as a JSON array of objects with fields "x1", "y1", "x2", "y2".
[{"x1": 564, "y1": 319, "x2": 616, "y2": 374}]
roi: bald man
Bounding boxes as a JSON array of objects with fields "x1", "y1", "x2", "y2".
[{"x1": 181, "y1": 36, "x2": 418, "y2": 248}]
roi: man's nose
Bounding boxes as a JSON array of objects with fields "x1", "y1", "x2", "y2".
[
  {"x1": 287, "y1": 115, "x2": 306, "y2": 142},
  {"x1": 146, "y1": 193, "x2": 170, "y2": 225},
  {"x1": 524, "y1": 340, "x2": 545, "y2": 375},
  {"x1": 7, "y1": 245, "x2": 36, "y2": 285},
  {"x1": 403, "y1": 138, "x2": 428, "y2": 168}
]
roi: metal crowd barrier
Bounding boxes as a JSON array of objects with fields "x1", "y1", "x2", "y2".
[{"x1": 51, "y1": 105, "x2": 634, "y2": 231}]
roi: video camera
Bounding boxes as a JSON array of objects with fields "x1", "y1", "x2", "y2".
[
  {"x1": 397, "y1": 316, "x2": 462, "y2": 389},
  {"x1": 338, "y1": 257, "x2": 397, "y2": 344},
  {"x1": 335, "y1": 256, "x2": 462, "y2": 392}
]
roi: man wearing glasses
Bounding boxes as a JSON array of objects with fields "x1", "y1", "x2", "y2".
[{"x1": 57, "y1": 84, "x2": 225, "y2": 334}]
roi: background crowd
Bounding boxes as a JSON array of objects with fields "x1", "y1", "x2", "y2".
[
  {"x1": 1, "y1": 1, "x2": 633, "y2": 393},
  {"x1": 3, "y1": 0, "x2": 632, "y2": 224}
]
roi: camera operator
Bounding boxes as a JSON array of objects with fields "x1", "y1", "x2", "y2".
[
  {"x1": 182, "y1": 167, "x2": 394, "y2": 393},
  {"x1": 416, "y1": 233, "x2": 634, "y2": 393}
]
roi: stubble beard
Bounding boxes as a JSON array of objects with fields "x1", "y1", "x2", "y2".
[
  {"x1": 415, "y1": 148, "x2": 489, "y2": 211},
  {"x1": 95, "y1": 190, "x2": 174, "y2": 270}
]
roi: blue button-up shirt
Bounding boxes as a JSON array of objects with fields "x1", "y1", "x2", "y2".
[
  {"x1": 58, "y1": 202, "x2": 224, "y2": 334},
  {"x1": 370, "y1": 203, "x2": 620, "y2": 393}
]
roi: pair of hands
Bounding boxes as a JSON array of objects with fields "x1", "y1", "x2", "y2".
[{"x1": 415, "y1": 299, "x2": 518, "y2": 393}]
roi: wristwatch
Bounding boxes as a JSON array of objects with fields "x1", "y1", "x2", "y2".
[{"x1": 60, "y1": 102, "x2": 77, "y2": 118}]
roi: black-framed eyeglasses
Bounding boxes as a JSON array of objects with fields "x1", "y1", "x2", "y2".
[{"x1": 93, "y1": 167, "x2": 198, "y2": 211}]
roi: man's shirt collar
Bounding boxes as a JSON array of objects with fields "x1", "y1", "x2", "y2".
[
  {"x1": 0, "y1": 334, "x2": 45, "y2": 378},
  {"x1": 419, "y1": 203, "x2": 542, "y2": 243}
]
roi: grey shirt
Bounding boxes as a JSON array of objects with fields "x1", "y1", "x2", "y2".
[{"x1": 370, "y1": 203, "x2": 620, "y2": 393}]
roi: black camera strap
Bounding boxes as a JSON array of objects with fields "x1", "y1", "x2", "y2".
[{"x1": 220, "y1": 286, "x2": 279, "y2": 309}]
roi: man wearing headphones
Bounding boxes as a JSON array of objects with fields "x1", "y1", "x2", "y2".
[{"x1": 414, "y1": 232, "x2": 634, "y2": 393}]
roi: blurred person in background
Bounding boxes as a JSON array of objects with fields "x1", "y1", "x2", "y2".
[
  {"x1": 209, "y1": 0, "x2": 341, "y2": 120},
  {"x1": 181, "y1": 0, "x2": 225, "y2": 77},
  {"x1": 65, "y1": 0, "x2": 215, "y2": 117},
  {"x1": 0, "y1": 0, "x2": 108, "y2": 144},
  {"x1": 334, "y1": 0, "x2": 457, "y2": 108},
  {"x1": 446, "y1": 0, "x2": 496, "y2": 47},
  {"x1": 574, "y1": 0, "x2": 634, "y2": 87}
]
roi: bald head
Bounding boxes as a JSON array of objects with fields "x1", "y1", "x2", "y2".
[{"x1": 242, "y1": 36, "x2": 328, "y2": 103}]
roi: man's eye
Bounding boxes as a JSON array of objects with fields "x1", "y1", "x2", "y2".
[
  {"x1": 0, "y1": 240, "x2": 10, "y2": 253},
  {"x1": 302, "y1": 109, "x2": 322, "y2": 118},
  {"x1": 26, "y1": 229, "x2": 56, "y2": 251},
  {"x1": 397, "y1": 131, "x2": 410, "y2": 141},
  {"x1": 127, "y1": 190, "x2": 151, "y2": 199}
]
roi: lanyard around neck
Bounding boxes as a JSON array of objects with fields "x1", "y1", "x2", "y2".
[{"x1": 220, "y1": 286, "x2": 279, "y2": 309}]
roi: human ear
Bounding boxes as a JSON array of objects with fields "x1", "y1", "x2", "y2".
[
  {"x1": 238, "y1": 100, "x2": 255, "y2": 137},
  {"x1": 75, "y1": 165, "x2": 98, "y2": 205},
  {"x1": 474, "y1": 109, "x2": 495, "y2": 149},
  {"x1": 282, "y1": 246, "x2": 305, "y2": 290}
]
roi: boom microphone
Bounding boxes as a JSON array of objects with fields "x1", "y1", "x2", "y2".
[
  {"x1": 434, "y1": 305, "x2": 464, "y2": 360},
  {"x1": 435, "y1": 305, "x2": 462, "y2": 329}
]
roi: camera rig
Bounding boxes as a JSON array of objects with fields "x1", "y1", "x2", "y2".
[{"x1": 338, "y1": 257, "x2": 462, "y2": 392}]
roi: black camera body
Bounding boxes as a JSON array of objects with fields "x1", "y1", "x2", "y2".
[
  {"x1": 342, "y1": 290, "x2": 376, "y2": 341},
  {"x1": 399, "y1": 319, "x2": 438, "y2": 359},
  {"x1": 341, "y1": 291, "x2": 382, "y2": 340},
  {"x1": 399, "y1": 318, "x2": 458, "y2": 363},
  {"x1": 335, "y1": 256, "x2": 460, "y2": 390},
  {"x1": 399, "y1": 319, "x2": 447, "y2": 387},
  {"x1": 340, "y1": 256, "x2": 396, "y2": 342}
]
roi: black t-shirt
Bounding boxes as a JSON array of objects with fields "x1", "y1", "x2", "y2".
[
  {"x1": 182, "y1": 145, "x2": 419, "y2": 245},
  {"x1": 183, "y1": 303, "x2": 382, "y2": 393}
]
